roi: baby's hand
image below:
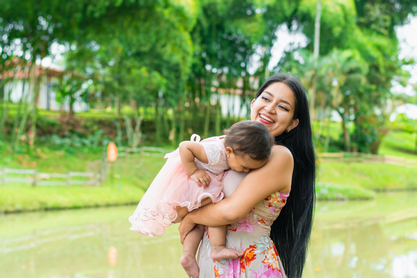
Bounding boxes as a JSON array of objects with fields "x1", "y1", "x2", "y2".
[{"x1": 190, "y1": 170, "x2": 211, "y2": 188}]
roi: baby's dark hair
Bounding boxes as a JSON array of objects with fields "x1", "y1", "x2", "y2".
[{"x1": 224, "y1": 120, "x2": 274, "y2": 161}]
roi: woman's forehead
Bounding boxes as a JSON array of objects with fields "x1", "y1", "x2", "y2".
[{"x1": 261, "y1": 83, "x2": 295, "y2": 105}]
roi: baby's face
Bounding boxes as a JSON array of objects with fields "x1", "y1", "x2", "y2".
[{"x1": 226, "y1": 153, "x2": 267, "y2": 173}]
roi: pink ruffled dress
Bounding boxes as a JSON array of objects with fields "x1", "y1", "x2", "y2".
[{"x1": 129, "y1": 135, "x2": 229, "y2": 237}]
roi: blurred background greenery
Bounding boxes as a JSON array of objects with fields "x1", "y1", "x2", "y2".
[{"x1": 0, "y1": 0, "x2": 417, "y2": 208}]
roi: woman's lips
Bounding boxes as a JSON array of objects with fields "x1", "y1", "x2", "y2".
[{"x1": 258, "y1": 113, "x2": 274, "y2": 124}]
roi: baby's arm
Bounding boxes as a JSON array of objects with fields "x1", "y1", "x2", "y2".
[{"x1": 179, "y1": 141, "x2": 211, "y2": 187}]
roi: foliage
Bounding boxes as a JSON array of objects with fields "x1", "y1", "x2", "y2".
[
  {"x1": 1, "y1": 0, "x2": 416, "y2": 153},
  {"x1": 392, "y1": 113, "x2": 417, "y2": 133},
  {"x1": 52, "y1": 73, "x2": 89, "y2": 116}
]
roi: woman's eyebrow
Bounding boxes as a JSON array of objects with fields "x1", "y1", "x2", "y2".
[{"x1": 263, "y1": 90, "x2": 293, "y2": 108}]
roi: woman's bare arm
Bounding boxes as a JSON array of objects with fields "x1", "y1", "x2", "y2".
[{"x1": 179, "y1": 145, "x2": 293, "y2": 240}]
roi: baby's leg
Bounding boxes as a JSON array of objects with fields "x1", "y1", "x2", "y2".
[
  {"x1": 173, "y1": 207, "x2": 189, "y2": 223},
  {"x1": 209, "y1": 226, "x2": 243, "y2": 261},
  {"x1": 180, "y1": 224, "x2": 204, "y2": 278},
  {"x1": 174, "y1": 197, "x2": 213, "y2": 223}
]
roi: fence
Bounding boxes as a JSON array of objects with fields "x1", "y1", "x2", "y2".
[
  {"x1": 0, "y1": 168, "x2": 103, "y2": 186},
  {"x1": 117, "y1": 146, "x2": 172, "y2": 158},
  {"x1": 319, "y1": 152, "x2": 417, "y2": 168},
  {"x1": 0, "y1": 146, "x2": 171, "y2": 187}
]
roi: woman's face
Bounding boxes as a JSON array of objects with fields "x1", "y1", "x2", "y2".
[{"x1": 250, "y1": 82, "x2": 299, "y2": 137}]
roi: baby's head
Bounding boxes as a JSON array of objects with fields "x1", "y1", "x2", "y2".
[{"x1": 224, "y1": 120, "x2": 275, "y2": 172}]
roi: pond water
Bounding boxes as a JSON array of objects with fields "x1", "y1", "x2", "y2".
[{"x1": 1, "y1": 192, "x2": 416, "y2": 278}]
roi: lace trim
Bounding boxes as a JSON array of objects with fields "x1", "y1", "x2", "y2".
[{"x1": 129, "y1": 191, "x2": 224, "y2": 237}]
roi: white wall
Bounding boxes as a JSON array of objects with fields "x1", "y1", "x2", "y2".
[
  {"x1": 216, "y1": 94, "x2": 250, "y2": 118},
  {"x1": 3, "y1": 77, "x2": 89, "y2": 113}
]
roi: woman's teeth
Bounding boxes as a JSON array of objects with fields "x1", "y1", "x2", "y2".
[{"x1": 259, "y1": 114, "x2": 274, "y2": 123}]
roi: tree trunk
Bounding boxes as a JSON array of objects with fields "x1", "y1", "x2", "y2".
[
  {"x1": 11, "y1": 80, "x2": 26, "y2": 148},
  {"x1": 29, "y1": 66, "x2": 42, "y2": 148},
  {"x1": 203, "y1": 102, "x2": 211, "y2": 138},
  {"x1": 324, "y1": 115, "x2": 331, "y2": 152},
  {"x1": 309, "y1": 79, "x2": 316, "y2": 121},
  {"x1": 415, "y1": 132, "x2": 417, "y2": 154},
  {"x1": 69, "y1": 98, "x2": 74, "y2": 117},
  {"x1": 313, "y1": 0, "x2": 322, "y2": 58},
  {"x1": 179, "y1": 89, "x2": 187, "y2": 142},
  {"x1": 15, "y1": 79, "x2": 32, "y2": 150},
  {"x1": 340, "y1": 111, "x2": 350, "y2": 152},
  {"x1": 0, "y1": 80, "x2": 14, "y2": 137},
  {"x1": 215, "y1": 92, "x2": 221, "y2": 136},
  {"x1": 132, "y1": 113, "x2": 143, "y2": 149},
  {"x1": 115, "y1": 96, "x2": 121, "y2": 116}
]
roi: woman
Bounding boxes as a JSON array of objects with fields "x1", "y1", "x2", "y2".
[{"x1": 179, "y1": 74, "x2": 316, "y2": 278}]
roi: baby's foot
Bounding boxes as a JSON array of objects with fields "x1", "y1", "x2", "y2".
[
  {"x1": 180, "y1": 252, "x2": 199, "y2": 278},
  {"x1": 210, "y1": 246, "x2": 244, "y2": 261}
]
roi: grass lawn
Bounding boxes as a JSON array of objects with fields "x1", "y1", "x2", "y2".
[
  {"x1": 315, "y1": 182, "x2": 375, "y2": 200},
  {"x1": 3, "y1": 103, "x2": 158, "y2": 120},
  {"x1": 317, "y1": 161, "x2": 417, "y2": 190},
  {"x1": 0, "y1": 186, "x2": 144, "y2": 213},
  {"x1": 378, "y1": 130, "x2": 417, "y2": 159}
]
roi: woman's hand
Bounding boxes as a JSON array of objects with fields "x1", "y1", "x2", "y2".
[{"x1": 179, "y1": 215, "x2": 197, "y2": 244}]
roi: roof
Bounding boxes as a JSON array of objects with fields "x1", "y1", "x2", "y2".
[{"x1": 0, "y1": 57, "x2": 64, "y2": 79}]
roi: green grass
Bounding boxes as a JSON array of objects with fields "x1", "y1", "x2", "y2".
[
  {"x1": 318, "y1": 161, "x2": 417, "y2": 190},
  {"x1": 315, "y1": 182, "x2": 375, "y2": 200},
  {"x1": 3, "y1": 103, "x2": 157, "y2": 120},
  {"x1": 378, "y1": 130, "x2": 417, "y2": 159},
  {"x1": 0, "y1": 144, "x2": 102, "y2": 172},
  {"x1": 0, "y1": 186, "x2": 144, "y2": 213}
]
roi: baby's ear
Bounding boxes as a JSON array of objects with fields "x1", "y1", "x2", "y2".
[{"x1": 225, "y1": 146, "x2": 234, "y2": 155}]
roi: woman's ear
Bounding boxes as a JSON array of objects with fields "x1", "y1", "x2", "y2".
[
  {"x1": 250, "y1": 99, "x2": 256, "y2": 108},
  {"x1": 290, "y1": 119, "x2": 299, "y2": 130}
]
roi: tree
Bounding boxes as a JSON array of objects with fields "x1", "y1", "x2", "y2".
[{"x1": 322, "y1": 49, "x2": 368, "y2": 151}]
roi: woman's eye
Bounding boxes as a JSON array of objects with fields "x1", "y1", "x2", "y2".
[
  {"x1": 261, "y1": 96, "x2": 270, "y2": 101},
  {"x1": 279, "y1": 105, "x2": 289, "y2": 111}
]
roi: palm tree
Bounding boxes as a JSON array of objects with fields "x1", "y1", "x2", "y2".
[
  {"x1": 282, "y1": 50, "x2": 325, "y2": 121},
  {"x1": 322, "y1": 49, "x2": 368, "y2": 151}
]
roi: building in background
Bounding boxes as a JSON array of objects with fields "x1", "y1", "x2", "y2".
[{"x1": 0, "y1": 58, "x2": 89, "y2": 113}]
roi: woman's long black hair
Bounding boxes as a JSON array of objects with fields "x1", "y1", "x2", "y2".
[{"x1": 254, "y1": 74, "x2": 316, "y2": 278}]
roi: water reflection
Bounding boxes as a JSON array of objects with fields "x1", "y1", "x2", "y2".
[
  {"x1": 1, "y1": 192, "x2": 416, "y2": 278},
  {"x1": 306, "y1": 192, "x2": 417, "y2": 278}
]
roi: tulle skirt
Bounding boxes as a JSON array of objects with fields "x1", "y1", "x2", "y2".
[{"x1": 128, "y1": 149, "x2": 224, "y2": 237}]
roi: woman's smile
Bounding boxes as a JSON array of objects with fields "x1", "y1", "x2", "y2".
[{"x1": 258, "y1": 113, "x2": 275, "y2": 124}]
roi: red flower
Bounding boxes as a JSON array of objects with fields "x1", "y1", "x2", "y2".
[
  {"x1": 240, "y1": 244, "x2": 257, "y2": 273},
  {"x1": 214, "y1": 266, "x2": 221, "y2": 277}
]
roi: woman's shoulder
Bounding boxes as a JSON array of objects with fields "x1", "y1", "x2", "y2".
[{"x1": 270, "y1": 145, "x2": 294, "y2": 163}]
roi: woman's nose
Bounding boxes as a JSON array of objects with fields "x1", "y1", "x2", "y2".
[{"x1": 264, "y1": 103, "x2": 276, "y2": 114}]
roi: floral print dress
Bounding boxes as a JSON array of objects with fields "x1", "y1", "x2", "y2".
[{"x1": 197, "y1": 171, "x2": 289, "y2": 278}]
